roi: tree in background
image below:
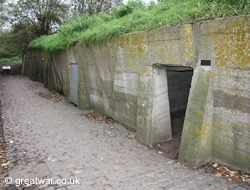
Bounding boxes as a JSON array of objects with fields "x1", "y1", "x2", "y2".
[
  {"x1": 71, "y1": 0, "x2": 123, "y2": 16},
  {"x1": 1, "y1": 0, "x2": 69, "y2": 58},
  {"x1": 0, "y1": 0, "x2": 11, "y2": 58},
  {"x1": 8, "y1": 0, "x2": 69, "y2": 36},
  {"x1": 0, "y1": 0, "x2": 7, "y2": 33},
  {"x1": 0, "y1": 22, "x2": 38, "y2": 57}
]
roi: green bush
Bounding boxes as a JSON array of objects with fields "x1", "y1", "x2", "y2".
[
  {"x1": 0, "y1": 49, "x2": 12, "y2": 58},
  {"x1": 0, "y1": 48, "x2": 18, "y2": 59}
]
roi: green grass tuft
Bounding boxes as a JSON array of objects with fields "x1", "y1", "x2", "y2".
[{"x1": 28, "y1": 0, "x2": 249, "y2": 53}]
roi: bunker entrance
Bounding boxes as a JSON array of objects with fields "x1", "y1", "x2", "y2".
[{"x1": 156, "y1": 65, "x2": 193, "y2": 160}]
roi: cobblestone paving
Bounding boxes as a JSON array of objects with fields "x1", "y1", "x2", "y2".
[{"x1": 0, "y1": 75, "x2": 248, "y2": 190}]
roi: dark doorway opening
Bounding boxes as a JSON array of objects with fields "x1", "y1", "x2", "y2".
[{"x1": 155, "y1": 65, "x2": 193, "y2": 160}]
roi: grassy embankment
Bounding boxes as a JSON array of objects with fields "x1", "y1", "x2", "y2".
[{"x1": 28, "y1": 0, "x2": 249, "y2": 53}]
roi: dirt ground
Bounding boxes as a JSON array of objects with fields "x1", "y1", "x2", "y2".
[
  {"x1": 0, "y1": 75, "x2": 248, "y2": 190},
  {"x1": 154, "y1": 111, "x2": 185, "y2": 160}
]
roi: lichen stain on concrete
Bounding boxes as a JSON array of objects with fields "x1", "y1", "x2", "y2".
[
  {"x1": 153, "y1": 45, "x2": 176, "y2": 65},
  {"x1": 214, "y1": 19, "x2": 249, "y2": 69},
  {"x1": 118, "y1": 33, "x2": 149, "y2": 70},
  {"x1": 138, "y1": 68, "x2": 148, "y2": 75},
  {"x1": 213, "y1": 122, "x2": 233, "y2": 131},
  {"x1": 137, "y1": 115, "x2": 143, "y2": 119},
  {"x1": 215, "y1": 69, "x2": 233, "y2": 77},
  {"x1": 234, "y1": 121, "x2": 243, "y2": 127},
  {"x1": 118, "y1": 33, "x2": 148, "y2": 56},
  {"x1": 209, "y1": 70, "x2": 214, "y2": 78},
  {"x1": 205, "y1": 71, "x2": 214, "y2": 81},
  {"x1": 184, "y1": 25, "x2": 194, "y2": 61},
  {"x1": 195, "y1": 121, "x2": 210, "y2": 144}
]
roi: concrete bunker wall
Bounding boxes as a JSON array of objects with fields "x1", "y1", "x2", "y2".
[
  {"x1": 22, "y1": 50, "x2": 45, "y2": 82},
  {"x1": 23, "y1": 16, "x2": 250, "y2": 173}
]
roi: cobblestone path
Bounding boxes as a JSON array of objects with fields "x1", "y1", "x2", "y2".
[{"x1": 0, "y1": 75, "x2": 247, "y2": 190}]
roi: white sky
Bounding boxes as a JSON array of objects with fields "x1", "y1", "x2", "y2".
[{"x1": 123, "y1": 0, "x2": 158, "y2": 4}]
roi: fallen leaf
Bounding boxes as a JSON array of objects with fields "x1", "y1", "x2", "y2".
[
  {"x1": 234, "y1": 176, "x2": 240, "y2": 179},
  {"x1": 1, "y1": 161, "x2": 9, "y2": 167},
  {"x1": 213, "y1": 163, "x2": 218, "y2": 168},
  {"x1": 230, "y1": 171, "x2": 235, "y2": 177},
  {"x1": 204, "y1": 161, "x2": 249, "y2": 184}
]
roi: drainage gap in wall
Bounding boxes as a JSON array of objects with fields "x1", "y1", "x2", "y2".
[{"x1": 155, "y1": 67, "x2": 193, "y2": 160}]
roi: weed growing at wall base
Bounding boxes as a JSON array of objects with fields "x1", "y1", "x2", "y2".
[{"x1": 28, "y1": 0, "x2": 249, "y2": 53}]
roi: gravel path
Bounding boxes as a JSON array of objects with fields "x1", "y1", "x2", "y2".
[{"x1": 0, "y1": 75, "x2": 247, "y2": 190}]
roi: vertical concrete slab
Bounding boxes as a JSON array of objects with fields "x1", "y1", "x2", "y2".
[
  {"x1": 75, "y1": 44, "x2": 91, "y2": 110},
  {"x1": 47, "y1": 55, "x2": 57, "y2": 92},
  {"x1": 43, "y1": 51, "x2": 49, "y2": 88},
  {"x1": 70, "y1": 64, "x2": 78, "y2": 105},
  {"x1": 179, "y1": 66, "x2": 213, "y2": 167},
  {"x1": 136, "y1": 66, "x2": 172, "y2": 146},
  {"x1": 151, "y1": 67, "x2": 172, "y2": 144},
  {"x1": 136, "y1": 73, "x2": 154, "y2": 145},
  {"x1": 113, "y1": 72, "x2": 138, "y2": 128},
  {"x1": 48, "y1": 57, "x2": 56, "y2": 91}
]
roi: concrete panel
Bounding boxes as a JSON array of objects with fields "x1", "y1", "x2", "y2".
[
  {"x1": 70, "y1": 64, "x2": 78, "y2": 105},
  {"x1": 179, "y1": 67, "x2": 213, "y2": 167},
  {"x1": 152, "y1": 68, "x2": 172, "y2": 144}
]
